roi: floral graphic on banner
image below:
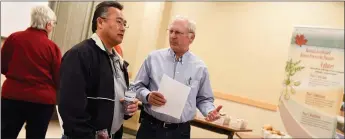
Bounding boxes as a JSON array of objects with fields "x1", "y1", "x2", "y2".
[{"x1": 279, "y1": 59, "x2": 304, "y2": 102}]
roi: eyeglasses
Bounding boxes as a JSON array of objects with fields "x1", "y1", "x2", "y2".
[
  {"x1": 167, "y1": 29, "x2": 193, "y2": 36},
  {"x1": 101, "y1": 17, "x2": 129, "y2": 28},
  {"x1": 50, "y1": 20, "x2": 57, "y2": 26}
]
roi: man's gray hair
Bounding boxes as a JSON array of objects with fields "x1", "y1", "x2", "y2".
[
  {"x1": 170, "y1": 15, "x2": 196, "y2": 34},
  {"x1": 30, "y1": 5, "x2": 57, "y2": 30}
]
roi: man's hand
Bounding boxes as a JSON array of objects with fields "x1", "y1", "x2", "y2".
[
  {"x1": 148, "y1": 91, "x2": 166, "y2": 106},
  {"x1": 120, "y1": 98, "x2": 139, "y2": 116},
  {"x1": 205, "y1": 105, "x2": 223, "y2": 122},
  {"x1": 96, "y1": 130, "x2": 110, "y2": 139}
]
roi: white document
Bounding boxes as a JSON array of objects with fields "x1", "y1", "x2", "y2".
[{"x1": 151, "y1": 74, "x2": 191, "y2": 119}]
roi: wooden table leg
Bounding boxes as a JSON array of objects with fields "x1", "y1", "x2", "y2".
[{"x1": 228, "y1": 131, "x2": 235, "y2": 139}]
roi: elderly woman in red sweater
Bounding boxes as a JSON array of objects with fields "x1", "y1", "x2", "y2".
[{"x1": 1, "y1": 5, "x2": 61, "y2": 139}]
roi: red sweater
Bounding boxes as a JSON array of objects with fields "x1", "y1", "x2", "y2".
[
  {"x1": 1, "y1": 27, "x2": 61, "y2": 104},
  {"x1": 114, "y1": 45, "x2": 123, "y2": 57}
]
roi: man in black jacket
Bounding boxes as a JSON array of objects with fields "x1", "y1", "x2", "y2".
[{"x1": 58, "y1": 1, "x2": 138, "y2": 139}]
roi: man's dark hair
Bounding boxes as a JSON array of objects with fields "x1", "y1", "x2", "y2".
[{"x1": 92, "y1": 1, "x2": 123, "y2": 33}]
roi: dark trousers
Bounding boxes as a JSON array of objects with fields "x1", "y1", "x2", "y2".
[
  {"x1": 1, "y1": 98, "x2": 54, "y2": 139},
  {"x1": 61, "y1": 125, "x2": 123, "y2": 139},
  {"x1": 136, "y1": 114, "x2": 191, "y2": 139},
  {"x1": 112, "y1": 125, "x2": 123, "y2": 139}
]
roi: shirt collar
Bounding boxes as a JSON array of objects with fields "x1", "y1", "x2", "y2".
[
  {"x1": 91, "y1": 33, "x2": 124, "y2": 66},
  {"x1": 168, "y1": 48, "x2": 191, "y2": 65}
]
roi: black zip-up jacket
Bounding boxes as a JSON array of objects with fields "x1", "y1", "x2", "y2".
[{"x1": 58, "y1": 38, "x2": 131, "y2": 139}]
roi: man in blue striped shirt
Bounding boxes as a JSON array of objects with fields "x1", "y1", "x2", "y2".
[{"x1": 133, "y1": 15, "x2": 223, "y2": 139}]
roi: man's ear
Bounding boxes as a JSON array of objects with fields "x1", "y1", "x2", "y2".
[
  {"x1": 189, "y1": 33, "x2": 195, "y2": 43},
  {"x1": 97, "y1": 17, "x2": 104, "y2": 30}
]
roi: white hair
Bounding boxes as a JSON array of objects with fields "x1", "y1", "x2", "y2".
[
  {"x1": 30, "y1": 5, "x2": 57, "y2": 30},
  {"x1": 169, "y1": 15, "x2": 196, "y2": 34}
]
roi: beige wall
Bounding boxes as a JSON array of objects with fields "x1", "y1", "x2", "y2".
[
  {"x1": 121, "y1": 2, "x2": 168, "y2": 77},
  {"x1": 120, "y1": 2, "x2": 344, "y2": 137}
]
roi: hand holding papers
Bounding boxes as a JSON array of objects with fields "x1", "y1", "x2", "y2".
[
  {"x1": 148, "y1": 91, "x2": 166, "y2": 107},
  {"x1": 151, "y1": 74, "x2": 191, "y2": 119}
]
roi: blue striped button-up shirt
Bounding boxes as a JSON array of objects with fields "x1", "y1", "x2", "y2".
[{"x1": 134, "y1": 48, "x2": 215, "y2": 123}]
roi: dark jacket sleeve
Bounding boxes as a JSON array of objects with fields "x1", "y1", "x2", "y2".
[{"x1": 58, "y1": 48, "x2": 95, "y2": 139}]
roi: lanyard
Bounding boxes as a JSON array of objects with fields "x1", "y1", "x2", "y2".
[{"x1": 102, "y1": 42, "x2": 122, "y2": 78}]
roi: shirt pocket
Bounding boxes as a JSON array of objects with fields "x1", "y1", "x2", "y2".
[{"x1": 187, "y1": 79, "x2": 200, "y2": 89}]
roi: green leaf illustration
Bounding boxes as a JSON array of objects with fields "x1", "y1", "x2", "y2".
[
  {"x1": 294, "y1": 81, "x2": 301, "y2": 86},
  {"x1": 294, "y1": 60, "x2": 301, "y2": 66},
  {"x1": 291, "y1": 87, "x2": 296, "y2": 94}
]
